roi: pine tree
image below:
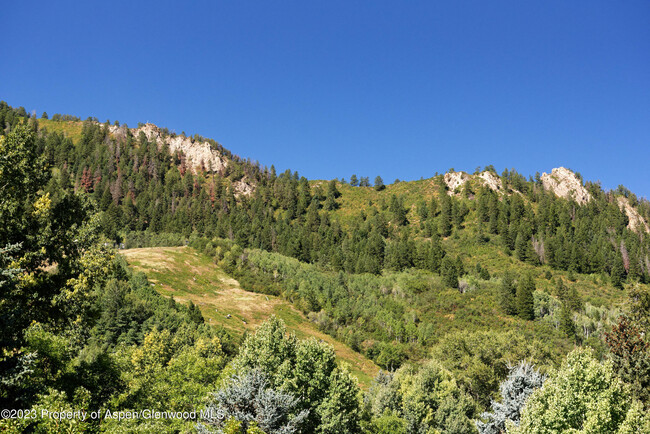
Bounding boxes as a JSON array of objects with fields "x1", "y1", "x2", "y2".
[
  {"x1": 477, "y1": 361, "x2": 546, "y2": 434},
  {"x1": 197, "y1": 369, "x2": 308, "y2": 434},
  {"x1": 567, "y1": 286, "x2": 582, "y2": 312},
  {"x1": 389, "y1": 195, "x2": 407, "y2": 226},
  {"x1": 374, "y1": 176, "x2": 385, "y2": 191},
  {"x1": 428, "y1": 197, "x2": 438, "y2": 218},
  {"x1": 439, "y1": 193, "x2": 453, "y2": 237},
  {"x1": 516, "y1": 272, "x2": 535, "y2": 320},
  {"x1": 612, "y1": 253, "x2": 626, "y2": 289},
  {"x1": 515, "y1": 231, "x2": 527, "y2": 262},
  {"x1": 499, "y1": 271, "x2": 517, "y2": 315},
  {"x1": 441, "y1": 257, "x2": 458, "y2": 288},
  {"x1": 350, "y1": 174, "x2": 359, "y2": 187},
  {"x1": 559, "y1": 303, "x2": 576, "y2": 339},
  {"x1": 427, "y1": 235, "x2": 445, "y2": 273},
  {"x1": 554, "y1": 277, "x2": 568, "y2": 301}
]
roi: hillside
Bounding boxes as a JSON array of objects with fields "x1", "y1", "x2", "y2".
[
  {"x1": 2, "y1": 103, "x2": 650, "y2": 432},
  {"x1": 121, "y1": 246, "x2": 379, "y2": 387}
]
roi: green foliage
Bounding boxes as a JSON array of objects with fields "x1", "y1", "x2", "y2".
[
  {"x1": 512, "y1": 348, "x2": 643, "y2": 433},
  {"x1": 2, "y1": 102, "x2": 648, "y2": 431},
  {"x1": 430, "y1": 330, "x2": 557, "y2": 409},
  {"x1": 477, "y1": 361, "x2": 546, "y2": 434},
  {"x1": 231, "y1": 317, "x2": 362, "y2": 433},
  {"x1": 559, "y1": 302, "x2": 576, "y2": 339},
  {"x1": 374, "y1": 176, "x2": 385, "y2": 191},
  {"x1": 365, "y1": 360, "x2": 477, "y2": 433},
  {"x1": 498, "y1": 271, "x2": 517, "y2": 315},
  {"x1": 605, "y1": 316, "x2": 650, "y2": 404},
  {"x1": 441, "y1": 256, "x2": 459, "y2": 289},
  {"x1": 198, "y1": 368, "x2": 307, "y2": 434},
  {"x1": 516, "y1": 273, "x2": 535, "y2": 320},
  {"x1": 612, "y1": 254, "x2": 627, "y2": 289}
]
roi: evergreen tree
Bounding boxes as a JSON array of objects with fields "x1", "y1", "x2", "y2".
[
  {"x1": 477, "y1": 361, "x2": 546, "y2": 434},
  {"x1": 374, "y1": 176, "x2": 385, "y2": 191},
  {"x1": 516, "y1": 273, "x2": 535, "y2": 320},
  {"x1": 605, "y1": 316, "x2": 650, "y2": 404},
  {"x1": 350, "y1": 174, "x2": 359, "y2": 187},
  {"x1": 441, "y1": 257, "x2": 459, "y2": 289},
  {"x1": 197, "y1": 369, "x2": 308, "y2": 434},
  {"x1": 499, "y1": 271, "x2": 517, "y2": 315},
  {"x1": 439, "y1": 193, "x2": 453, "y2": 237},
  {"x1": 427, "y1": 234, "x2": 445, "y2": 273},
  {"x1": 554, "y1": 277, "x2": 568, "y2": 301},
  {"x1": 567, "y1": 285, "x2": 582, "y2": 312},
  {"x1": 612, "y1": 253, "x2": 626, "y2": 289},
  {"x1": 515, "y1": 230, "x2": 528, "y2": 262},
  {"x1": 559, "y1": 303, "x2": 576, "y2": 339},
  {"x1": 428, "y1": 197, "x2": 438, "y2": 218},
  {"x1": 389, "y1": 195, "x2": 407, "y2": 226}
]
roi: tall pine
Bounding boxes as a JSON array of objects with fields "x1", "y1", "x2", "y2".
[
  {"x1": 499, "y1": 270, "x2": 517, "y2": 315},
  {"x1": 516, "y1": 272, "x2": 535, "y2": 320}
]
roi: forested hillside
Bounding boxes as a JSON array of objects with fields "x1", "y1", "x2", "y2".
[{"x1": 2, "y1": 102, "x2": 650, "y2": 432}]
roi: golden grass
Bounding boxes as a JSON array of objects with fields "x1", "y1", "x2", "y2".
[{"x1": 121, "y1": 246, "x2": 379, "y2": 388}]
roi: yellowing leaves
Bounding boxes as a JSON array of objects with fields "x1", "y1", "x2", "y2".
[{"x1": 32, "y1": 192, "x2": 52, "y2": 218}]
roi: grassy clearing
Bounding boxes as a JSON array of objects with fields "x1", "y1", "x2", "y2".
[
  {"x1": 38, "y1": 118, "x2": 84, "y2": 142},
  {"x1": 121, "y1": 246, "x2": 379, "y2": 388},
  {"x1": 313, "y1": 178, "x2": 442, "y2": 225}
]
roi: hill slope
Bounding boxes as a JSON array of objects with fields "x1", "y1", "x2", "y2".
[{"x1": 121, "y1": 246, "x2": 379, "y2": 387}]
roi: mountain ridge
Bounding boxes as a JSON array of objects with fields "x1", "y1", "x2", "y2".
[{"x1": 38, "y1": 116, "x2": 650, "y2": 234}]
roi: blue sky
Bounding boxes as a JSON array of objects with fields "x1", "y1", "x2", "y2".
[{"x1": 3, "y1": 1, "x2": 649, "y2": 196}]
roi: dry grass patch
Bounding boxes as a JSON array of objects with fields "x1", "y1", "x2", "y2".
[{"x1": 121, "y1": 246, "x2": 379, "y2": 388}]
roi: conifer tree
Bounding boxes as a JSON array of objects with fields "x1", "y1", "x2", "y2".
[
  {"x1": 428, "y1": 197, "x2": 438, "y2": 218},
  {"x1": 439, "y1": 193, "x2": 453, "y2": 237},
  {"x1": 516, "y1": 272, "x2": 535, "y2": 320},
  {"x1": 441, "y1": 257, "x2": 458, "y2": 288},
  {"x1": 374, "y1": 176, "x2": 385, "y2": 191},
  {"x1": 499, "y1": 271, "x2": 517, "y2": 315},
  {"x1": 554, "y1": 277, "x2": 568, "y2": 301},
  {"x1": 427, "y1": 234, "x2": 445, "y2": 273},
  {"x1": 477, "y1": 361, "x2": 546, "y2": 434},
  {"x1": 559, "y1": 303, "x2": 576, "y2": 339},
  {"x1": 612, "y1": 253, "x2": 626, "y2": 289},
  {"x1": 350, "y1": 174, "x2": 359, "y2": 187}
]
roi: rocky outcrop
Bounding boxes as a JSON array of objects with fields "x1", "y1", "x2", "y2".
[
  {"x1": 233, "y1": 177, "x2": 255, "y2": 198},
  {"x1": 477, "y1": 171, "x2": 503, "y2": 192},
  {"x1": 442, "y1": 171, "x2": 502, "y2": 195},
  {"x1": 443, "y1": 171, "x2": 470, "y2": 195},
  {"x1": 100, "y1": 122, "x2": 227, "y2": 174},
  {"x1": 134, "y1": 124, "x2": 227, "y2": 174},
  {"x1": 617, "y1": 197, "x2": 650, "y2": 233},
  {"x1": 541, "y1": 167, "x2": 591, "y2": 205}
]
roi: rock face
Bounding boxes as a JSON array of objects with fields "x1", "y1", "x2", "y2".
[
  {"x1": 233, "y1": 178, "x2": 255, "y2": 197},
  {"x1": 541, "y1": 167, "x2": 591, "y2": 205},
  {"x1": 100, "y1": 121, "x2": 255, "y2": 196},
  {"x1": 617, "y1": 197, "x2": 650, "y2": 233},
  {"x1": 477, "y1": 171, "x2": 503, "y2": 192},
  {"x1": 442, "y1": 171, "x2": 502, "y2": 195},
  {"x1": 134, "y1": 124, "x2": 227, "y2": 174},
  {"x1": 443, "y1": 171, "x2": 471, "y2": 195}
]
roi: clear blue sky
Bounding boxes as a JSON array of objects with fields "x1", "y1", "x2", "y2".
[{"x1": 3, "y1": 1, "x2": 649, "y2": 197}]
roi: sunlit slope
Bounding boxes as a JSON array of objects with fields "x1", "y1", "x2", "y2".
[{"x1": 121, "y1": 246, "x2": 379, "y2": 387}]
